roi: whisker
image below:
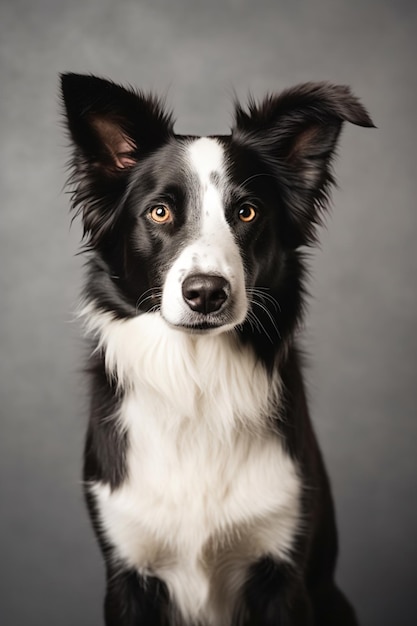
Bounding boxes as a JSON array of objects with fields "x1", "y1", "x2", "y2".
[
  {"x1": 136, "y1": 287, "x2": 158, "y2": 302},
  {"x1": 135, "y1": 289, "x2": 162, "y2": 314},
  {"x1": 245, "y1": 302, "x2": 271, "y2": 343},
  {"x1": 239, "y1": 172, "x2": 276, "y2": 188},
  {"x1": 250, "y1": 310, "x2": 274, "y2": 344},
  {"x1": 247, "y1": 287, "x2": 281, "y2": 313},
  {"x1": 244, "y1": 286, "x2": 283, "y2": 344},
  {"x1": 243, "y1": 311, "x2": 258, "y2": 334},
  {"x1": 136, "y1": 294, "x2": 158, "y2": 307},
  {"x1": 251, "y1": 300, "x2": 281, "y2": 340}
]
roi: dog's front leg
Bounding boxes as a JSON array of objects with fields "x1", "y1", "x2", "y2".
[
  {"x1": 104, "y1": 566, "x2": 168, "y2": 626},
  {"x1": 241, "y1": 557, "x2": 314, "y2": 626}
]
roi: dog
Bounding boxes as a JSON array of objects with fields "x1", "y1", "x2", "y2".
[{"x1": 61, "y1": 73, "x2": 373, "y2": 626}]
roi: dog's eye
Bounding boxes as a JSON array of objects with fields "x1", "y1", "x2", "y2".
[
  {"x1": 238, "y1": 205, "x2": 257, "y2": 223},
  {"x1": 149, "y1": 204, "x2": 173, "y2": 224}
]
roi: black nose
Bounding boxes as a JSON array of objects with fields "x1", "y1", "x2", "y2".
[{"x1": 182, "y1": 274, "x2": 229, "y2": 314}]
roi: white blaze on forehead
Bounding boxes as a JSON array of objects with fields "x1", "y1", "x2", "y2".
[
  {"x1": 188, "y1": 136, "x2": 225, "y2": 183},
  {"x1": 185, "y1": 137, "x2": 239, "y2": 274},
  {"x1": 186, "y1": 137, "x2": 231, "y2": 252},
  {"x1": 187, "y1": 137, "x2": 227, "y2": 232}
]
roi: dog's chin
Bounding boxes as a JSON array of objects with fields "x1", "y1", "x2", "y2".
[
  {"x1": 179, "y1": 325, "x2": 223, "y2": 336},
  {"x1": 161, "y1": 315, "x2": 236, "y2": 336}
]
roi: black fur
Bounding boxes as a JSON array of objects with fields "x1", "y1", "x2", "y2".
[{"x1": 61, "y1": 73, "x2": 373, "y2": 625}]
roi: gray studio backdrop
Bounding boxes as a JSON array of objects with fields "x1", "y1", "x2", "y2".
[{"x1": 1, "y1": 0, "x2": 416, "y2": 625}]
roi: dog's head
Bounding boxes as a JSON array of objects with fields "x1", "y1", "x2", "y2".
[{"x1": 62, "y1": 74, "x2": 373, "y2": 346}]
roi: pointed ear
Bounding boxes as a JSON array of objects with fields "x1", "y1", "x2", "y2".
[
  {"x1": 232, "y1": 83, "x2": 374, "y2": 246},
  {"x1": 60, "y1": 74, "x2": 174, "y2": 246},
  {"x1": 61, "y1": 73, "x2": 174, "y2": 172}
]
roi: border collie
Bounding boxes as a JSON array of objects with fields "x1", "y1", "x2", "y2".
[{"x1": 61, "y1": 73, "x2": 373, "y2": 626}]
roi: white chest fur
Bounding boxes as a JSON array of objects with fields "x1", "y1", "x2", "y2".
[{"x1": 86, "y1": 311, "x2": 301, "y2": 625}]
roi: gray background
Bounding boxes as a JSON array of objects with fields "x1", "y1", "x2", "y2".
[{"x1": 1, "y1": 0, "x2": 416, "y2": 624}]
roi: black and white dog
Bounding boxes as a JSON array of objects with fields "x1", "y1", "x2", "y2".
[{"x1": 61, "y1": 73, "x2": 373, "y2": 626}]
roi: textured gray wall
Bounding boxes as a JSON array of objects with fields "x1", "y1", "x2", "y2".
[{"x1": 1, "y1": 0, "x2": 416, "y2": 624}]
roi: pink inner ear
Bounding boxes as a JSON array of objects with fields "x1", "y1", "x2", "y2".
[
  {"x1": 286, "y1": 124, "x2": 327, "y2": 189},
  {"x1": 91, "y1": 117, "x2": 137, "y2": 169},
  {"x1": 287, "y1": 125, "x2": 321, "y2": 161},
  {"x1": 115, "y1": 152, "x2": 137, "y2": 168}
]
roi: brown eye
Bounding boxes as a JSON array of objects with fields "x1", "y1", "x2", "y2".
[
  {"x1": 149, "y1": 204, "x2": 173, "y2": 224},
  {"x1": 238, "y1": 205, "x2": 257, "y2": 223}
]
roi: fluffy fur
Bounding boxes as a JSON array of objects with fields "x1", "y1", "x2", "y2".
[{"x1": 61, "y1": 73, "x2": 373, "y2": 626}]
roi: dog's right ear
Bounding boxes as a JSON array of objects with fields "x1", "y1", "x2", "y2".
[
  {"x1": 61, "y1": 74, "x2": 174, "y2": 246},
  {"x1": 61, "y1": 73, "x2": 173, "y2": 173}
]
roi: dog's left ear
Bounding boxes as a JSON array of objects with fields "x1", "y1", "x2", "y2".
[{"x1": 232, "y1": 83, "x2": 374, "y2": 246}]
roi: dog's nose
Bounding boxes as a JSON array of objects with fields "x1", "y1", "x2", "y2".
[{"x1": 182, "y1": 274, "x2": 229, "y2": 314}]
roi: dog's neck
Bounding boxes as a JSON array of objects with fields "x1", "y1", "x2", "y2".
[{"x1": 81, "y1": 303, "x2": 282, "y2": 440}]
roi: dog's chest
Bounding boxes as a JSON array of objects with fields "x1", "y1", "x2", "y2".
[
  {"x1": 93, "y1": 399, "x2": 300, "y2": 623},
  {"x1": 90, "y1": 328, "x2": 301, "y2": 624}
]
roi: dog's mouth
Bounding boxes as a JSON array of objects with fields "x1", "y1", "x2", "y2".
[
  {"x1": 163, "y1": 316, "x2": 229, "y2": 335},
  {"x1": 180, "y1": 321, "x2": 224, "y2": 334}
]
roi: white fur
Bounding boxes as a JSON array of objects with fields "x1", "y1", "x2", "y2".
[
  {"x1": 81, "y1": 305, "x2": 277, "y2": 438},
  {"x1": 161, "y1": 137, "x2": 247, "y2": 331},
  {"x1": 83, "y1": 305, "x2": 301, "y2": 625}
]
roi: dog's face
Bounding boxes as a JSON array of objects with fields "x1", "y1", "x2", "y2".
[
  {"x1": 62, "y1": 74, "x2": 373, "y2": 341},
  {"x1": 115, "y1": 134, "x2": 286, "y2": 335}
]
